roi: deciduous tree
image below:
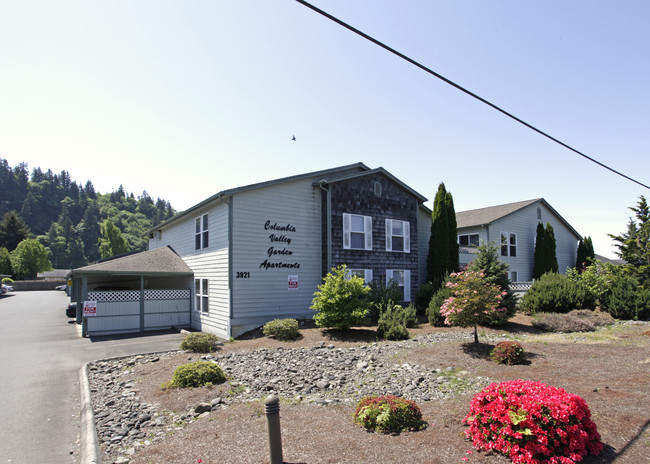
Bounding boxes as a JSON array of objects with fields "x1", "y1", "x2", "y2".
[
  {"x1": 99, "y1": 219, "x2": 130, "y2": 259},
  {"x1": 10, "y1": 239, "x2": 52, "y2": 279}
]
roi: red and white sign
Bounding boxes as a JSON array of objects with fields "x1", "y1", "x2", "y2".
[
  {"x1": 288, "y1": 275, "x2": 299, "y2": 291},
  {"x1": 83, "y1": 300, "x2": 97, "y2": 317}
]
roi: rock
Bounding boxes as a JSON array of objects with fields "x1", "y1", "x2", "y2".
[
  {"x1": 88, "y1": 331, "x2": 497, "y2": 463},
  {"x1": 195, "y1": 403, "x2": 212, "y2": 414}
]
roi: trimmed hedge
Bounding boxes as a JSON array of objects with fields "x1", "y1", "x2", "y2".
[
  {"x1": 353, "y1": 395, "x2": 427, "y2": 434},
  {"x1": 262, "y1": 318, "x2": 300, "y2": 341},
  {"x1": 490, "y1": 341, "x2": 526, "y2": 365},
  {"x1": 163, "y1": 361, "x2": 226, "y2": 389},
  {"x1": 180, "y1": 332, "x2": 222, "y2": 353}
]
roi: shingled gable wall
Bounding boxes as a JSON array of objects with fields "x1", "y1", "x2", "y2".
[{"x1": 322, "y1": 172, "x2": 420, "y2": 301}]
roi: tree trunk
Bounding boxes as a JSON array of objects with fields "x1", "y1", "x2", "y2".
[{"x1": 474, "y1": 323, "x2": 479, "y2": 344}]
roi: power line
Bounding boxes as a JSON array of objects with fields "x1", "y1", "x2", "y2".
[{"x1": 295, "y1": 0, "x2": 650, "y2": 191}]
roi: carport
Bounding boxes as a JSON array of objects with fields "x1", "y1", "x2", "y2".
[{"x1": 69, "y1": 246, "x2": 194, "y2": 337}]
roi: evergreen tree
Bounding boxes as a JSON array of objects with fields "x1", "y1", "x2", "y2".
[
  {"x1": 545, "y1": 223, "x2": 558, "y2": 273},
  {"x1": 79, "y1": 204, "x2": 101, "y2": 262},
  {"x1": 427, "y1": 183, "x2": 458, "y2": 289},
  {"x1": 446, "y1": 191, "x2": 459, "y2": 272},
  {"x1": 609, "y1": 196, "x2": 650, "y2": 283},
  {"x1": 99, "y1": 219, "x2": 130, "y2": 259},
  {"x1": 44, "y1": 224, "x2": 67, "y2": 268},
  {"x1": 533, "y1": 222, "x2": 558, "y2": 279},
  {"x1": 576, "y1": 236, "x2": 596, "y2": 271},
  {"x1": 0, "y1": 211, "x2": 31, "y2": 251}
]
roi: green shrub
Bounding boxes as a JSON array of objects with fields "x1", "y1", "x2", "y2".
[
  {"x1": 376, "y1": 302, "x2": 415, "y2": 341},
  {"x1": 532, "y1": 312, "x2": 596, "y2": 332},
  {"x1": 604, "y1": 274, "x2": 650, "y2": 320},
  {"x1": 180, "y1": 332, "x2": 222, "y2": 353},
  {"x1": 353, "y1": 395, "x2": 427, "y2": 433},
  {"x1": 413, "y1": 282, "x2": 436, "y2": 316},
  {"x1": 490, "y1": 341, "x2": 526, "y2": 365},
  {"x1": 262, "y1": 318, "x2": 299, "y2": 341},
  {"x1": 163, "y1": 361, "x2": 226, "y2": 389},
  {"x1": 427, "y1": 284, "x2": 451, "y2": 327},
  {"x1": 311, "y1": 265, "x2": 371, "y2": 330},
  {"x1": 367, "y1": 279, "x2": 402, "y2": 323},
  {"x1": 520, "y1": 272, "x2": 596, "y2": 314}
]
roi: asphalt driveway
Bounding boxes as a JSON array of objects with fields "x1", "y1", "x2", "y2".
[{"x1": 0, "y1": 290, "x2": 186, "y2": 463}]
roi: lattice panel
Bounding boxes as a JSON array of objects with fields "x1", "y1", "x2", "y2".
[
  {"x1": 88, "y1": 291, "x2": 140, "y2": 302},
  {"x1": 144, "y1": 289, "x2": 190, "y2": 300}
]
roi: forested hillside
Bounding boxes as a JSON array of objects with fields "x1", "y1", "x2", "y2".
[{"x1": 0, "y1": 158, "x2": 176, "y2": 270}]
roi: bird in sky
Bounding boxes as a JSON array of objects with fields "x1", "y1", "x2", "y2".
[{"x1": 291, "y1": 135, "x2": 296, "y2": 141}]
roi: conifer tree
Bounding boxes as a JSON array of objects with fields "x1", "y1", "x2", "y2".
[
  {"x1": 576, "y1": 236, "x2": 596, "y2": 271},
  {"x1": 427, "y1": 183, "x2": 458, "y2": 289},
  {"x1": 0, "y1": 211, "x2": 30, "y2": 251},
  {"x1": 533, "y1": 222, "x2": 558, "y2": 279},
  {"x1": 545, "y1": 223, "x2": 558, "y2": 273}
]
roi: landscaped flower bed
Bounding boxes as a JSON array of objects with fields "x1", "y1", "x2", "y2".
[{"x1": 464, "y1": 380, "x2": 603, "y2": 463}]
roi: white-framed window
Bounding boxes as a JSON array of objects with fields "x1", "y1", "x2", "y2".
[
  {"x1": 386, "y1": 269, "x2": 411, "y2": 302},
  {"x1": 195, "y1": 213, "x2": 209, "y2": 250},
  {"x1": 458, "y1": 233, "x2": 480, "y2": 247},
  {"x1": 195, "y1": 278, "x2": 209, "y2": 313},
  {"x1": 347, "y1": 268, "x2": 373, "y2": 284},
  {"x1": 509, "y1": 271, "x2": 518, "y2": 282},
  {"x1": 501, "y1": 232, "x2": 517, "y2": 257},
  {"x1": 343, "y1": 213, "x2": 373, "y2": 250},
  {"x1": 385, "y1": 219, "x2": 410, "y2": 252}
]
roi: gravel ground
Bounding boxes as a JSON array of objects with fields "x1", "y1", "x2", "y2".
[{"x1": 88, "y1": 317, "x2": 650, "y2": 464}]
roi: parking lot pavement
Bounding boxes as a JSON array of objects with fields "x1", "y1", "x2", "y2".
[{"x1": 0, "y1": 291, "x2": 185, "y2": 463}]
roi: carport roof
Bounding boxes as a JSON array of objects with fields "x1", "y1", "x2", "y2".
[{"x1": 70, "y1": 246, "x2": 193, "y2": 277}]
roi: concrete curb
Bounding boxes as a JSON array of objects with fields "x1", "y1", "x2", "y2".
[
  {"x1": 79, "y1": 350, "x2": 183, "y2": 464},
  {"x1": 80, "y1": 363, "x2": 101, "y2": 464}
]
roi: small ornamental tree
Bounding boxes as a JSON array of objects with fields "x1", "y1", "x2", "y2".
[
  {"x1": 467, "y1": 241, "x2": 517, "y2": 325},
  {"x1": 311, "y1": 265, "x2": 371, "y2": 330},
  {"x1": 440, "y1": 270, "x2": 506, "y2": 343}
]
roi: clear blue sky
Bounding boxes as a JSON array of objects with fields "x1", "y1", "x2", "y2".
[{"x1": 2, "y1": 1, "x2": 649, "y2": 259}]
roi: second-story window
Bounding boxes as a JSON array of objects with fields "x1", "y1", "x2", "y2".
[
  {"x1": 195, "y1": 213, "x2": 209, "y2": 250},
  {"x1": 343, "y1": 213, "x2": 373, "y2": 250},
  {"x1": 501, "y1": 232, "x2": 517, "y2": 257},
  {"x1": 385, "y1": 219, "x2": 410, "y2": 252},
  {"x1": 458, "y1": 234, "x2": 479, "y2": 247}
]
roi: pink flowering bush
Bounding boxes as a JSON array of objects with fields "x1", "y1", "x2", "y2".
[
  {"x1": 353, "y1": 395, "x2": 428, "y2": 434},
  {"x1": 464, "y1": 380, "x2": 603, "y2": 464},
  {"x1": 440, "y1": 270, "x2": 507, "y2": 343}
]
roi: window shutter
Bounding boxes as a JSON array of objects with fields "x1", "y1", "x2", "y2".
[
  {"x1": 385, "y1": 219, "x2": 392, "y2": 251},
  {"x1": 404, "y1": 221, "x2": 410, "y2": 253},
  {"x1": 343, "y1": 213, "x2": 351, "y2": 249},
  {"x1": 365, "y1": 269, "x2": 373, "y2": 284},
  {"x1": 404, "y1": 270, "x2": 411, "y2": 302},
  {"x1": 364, "y1": 215, "x2": 373, "y2": 250},
  {"x1": 386, "y1": 269, "x2": 393, "y2": 286}
]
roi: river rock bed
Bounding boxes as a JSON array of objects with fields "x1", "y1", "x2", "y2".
[{"x1": 89, "y1": 330, "x2": 509, "y2": 463}]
